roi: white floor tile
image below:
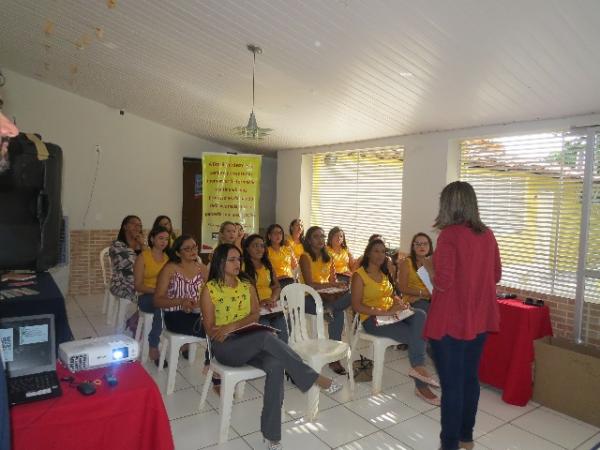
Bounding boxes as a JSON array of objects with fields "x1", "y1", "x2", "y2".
[
  {"x1": 512, "y1": 407, "x2": 599, "y2": 449},
  {"x1": 575, "y1": 432, "x2": 600, "y2": 450},
  {"x1": 228, "y1": 397, "x2": 289, "y2": 437},
  {"x1": 243, "y1": 419, "x2": 330, "y2": 450},
  {"x1": 205, "y1": 382, "x2": 263, "y2": 410},
  {"x1": 477, "y1": 388, "x2": 538, "y2": 422},
  {"x1": 170, "y1": 410, "x2": 239, "y2": 450},
  {"x1": 385, "y1": 357, "x2": 413, "y2": 376},
  {"x1": 425, "y1": 408, "x2": 505, "y2": 439},
  {"x1": 161, "y1": 386, "x2": 210, "y2": 420},
  {"x1": 283, "y1": 386, "x2": 339, "y2": 419},
  {"x1": 303, "y1": 405, "x2": 379, "y2": 447},
  {"x1": 325, "y1": 378, "x2": 373, "y2": 404},
  {"x1": 386, "y1": 414, "x2": 441, "y2": 450},
  {"x1": 477, "y1": 423, "x2": 564, "y2": 450},
  {"x1": 345, "y1": 393, "x2": 420, "y2": 429},
  {"x1": 335, "y1": 430, "x2": 413, "y2": 449},
  {"x1": 202, "y1": 437, "x2": 252, "y2": 450},
  {"x1": 383, "y1": 383, "x2": 438, "y2": 413},
  {"x1": 147, "y1": 363, "x2": 193, "y2": 393}
]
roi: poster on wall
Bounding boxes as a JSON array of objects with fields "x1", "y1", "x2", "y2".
[{"x1": 201, "y1": 153, "x2": 262, "y2": 252}]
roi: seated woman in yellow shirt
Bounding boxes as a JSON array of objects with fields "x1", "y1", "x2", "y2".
[
  {"x1": 397, "y1": 233, "x2": 433, "y2": 312},
  {"x1": 351, "y1": 238, "x2": 439, "y2": 406},
  {"x1": 200, "y1": 244, "x2": 341, "y2": 450},
  {"x1": 266, "y1": 224, "x2": 297, "y2": 289},
  {"x1": 243, "y1": 234, "x2": 287, "y2": 343},
  {"x1": 286, "y1": 218, "x2": 305, "y2": 261},
  {"x1": 326, "y1": 226, "x2": 356, "y2": 284},
  {"x1": 299, "y1": 226, "x2": 351, "y2": 375}
]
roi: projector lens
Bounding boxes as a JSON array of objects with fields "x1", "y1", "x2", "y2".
[{"x1": 112, "y1": 347, "x2": 128, "y2": 360}]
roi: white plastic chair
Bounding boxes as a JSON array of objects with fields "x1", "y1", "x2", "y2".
[
  {"x1": 199, "y1": 345, "x2": 266, "y2": 444},
  {"x1": 350, "y1": 314, "x2": 399, "y2": 394},
  {"x1": 99, "y1": 247, "x2": 116, "y2": 320},
  {"x1": 158, "y1": 329, "x2": 205, "y2": 394},
  {"x1": 135, "y1": 310, "x2": 155, "y2": 363},
  {"x1": 281, "y1": 283, "x2": 355, "y2": 420}
]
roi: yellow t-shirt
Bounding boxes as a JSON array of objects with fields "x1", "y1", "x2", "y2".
[
  {"x1": 141, "y1": 248, "x2": 168, "y2": 289},
  {"x1": 286, "y1": 237, "x2": 304, "y2": 261},
  {"x1": 355, "y1": 267, "x2": 394, "y2": 321},
  {"x1": 267, "y1": 246, "x2": 294, "y2": 279},
  {"x1": 300, "y1": 254, "x2": 332, "y2": 284},
  {"x1": 255, "y1": 266, "x2": 273, "y2": 301},
  {"x1": 404, "y1": 258, "x2": 428, "y2": 302},
  {"x1": 206, "y1": 278, "x2": 252, "y2": 326},
  {"x1": 327, "y1": 246, "x2": 351, "y2": 274}
]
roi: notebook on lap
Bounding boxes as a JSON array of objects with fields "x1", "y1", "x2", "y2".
[{"x1": 0, "y1": 314, "x2": 62, "y2": 406}]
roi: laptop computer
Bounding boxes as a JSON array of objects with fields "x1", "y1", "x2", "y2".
[{"x1": 0, "y1": 314, "x2": 62, "y2": 406}]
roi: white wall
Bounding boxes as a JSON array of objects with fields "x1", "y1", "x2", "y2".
[{"x1": 277, "y1": 112, "x2": 600, "y2": 253}]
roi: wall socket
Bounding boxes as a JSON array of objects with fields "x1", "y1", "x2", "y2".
[{"x1": 95, "y1": 144, "x2": 101, "y2": 153}]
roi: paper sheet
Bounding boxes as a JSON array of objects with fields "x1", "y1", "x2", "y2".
[{"x1": 416, "y1": 266, "x2": 433, "y2": 294}]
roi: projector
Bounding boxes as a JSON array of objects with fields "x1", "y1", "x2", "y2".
[{"x1": 59, "y1": 334, "x2": 139, "y2": 372}]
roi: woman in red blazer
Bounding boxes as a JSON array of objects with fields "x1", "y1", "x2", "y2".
[{"x1": 423, "y1": 181, "x2": 502, "y2": 450}]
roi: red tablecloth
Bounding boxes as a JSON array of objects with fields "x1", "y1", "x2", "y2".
[
  {"x1": 479, "y1": 299, "x2": 553, "y2": 406},
  {"x1": 11, "y1": 362, "x2": 174, "y2": 450}
]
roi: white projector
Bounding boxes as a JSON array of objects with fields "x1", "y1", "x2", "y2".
[{"x1": 59, "y1": 334, "x2": 139, "y2": 372}]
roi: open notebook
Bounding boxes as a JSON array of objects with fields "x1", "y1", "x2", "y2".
[{"x1": 374, "y1": 309, "x2": 414, "y2": 326}]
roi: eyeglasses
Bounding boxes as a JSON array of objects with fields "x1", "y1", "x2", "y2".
[
  {"x1": 180, "y1": 245, "x2": 198, "y2": 252},
  {"x1": 413, "y1": 242, "x2": 429, "y2": 247}
]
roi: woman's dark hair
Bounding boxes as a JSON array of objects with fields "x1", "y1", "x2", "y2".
[
  {"x1": 152, "y1": 215, "x2": 176, "y2": 239},
  {"x1": 265, "y1": 224, "x2": 287, "y2": 247},
  {"x1": 168, "y1": 234, "x2": 195, "y2": 263},
  {"x1": 327, "y1": 226, "x2": 348, "y2": 249},
  {"x1": 408, "y1": 232, "x2": 433, "y2": 271},
  {"x1": 302, "y1": 226, "x2": 331, "y2": 262},
  {"x1": 116, "y1": 215, "x2": 141, "y2": 244},
  {"x1": 361, "y1": 239, "x2": 395, "y2": 286},
  {"x1": 289, "y1": 219, "x2": 305, "y2": 242},
  {"x1": 208, "y1": 243, "x2": 253, "y2": 284},
  {"x1": 434, "y1": 181, "x2": 487, "y2": 233},
  {"x1": 147, "y1": 225, "x2": 171, "y2": 249},
  {"x1": 242, "y1": 234, "x2": 276, "y2": 287},
  {"x1": 368, "y1": 233, "x2": 383, "y2": 243}
]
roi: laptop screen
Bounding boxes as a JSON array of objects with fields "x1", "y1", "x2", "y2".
[{"x1": 0, "y1": 314, "x2": 56, "y2": 378}]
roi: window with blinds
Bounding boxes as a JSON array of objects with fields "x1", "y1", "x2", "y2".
[
  {"x1": 311, "y1": 147, "x2": 404, "y2": 256},
  {"x1": 460, "y1": 132, "x2": 600, "y2": 303}
]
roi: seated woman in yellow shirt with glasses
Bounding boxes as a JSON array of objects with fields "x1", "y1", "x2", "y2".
[
  {"x1": 397, "y1": 233, "x2": 433, "y2": 313},
  {"x1": 265, "y1": 224, "x2": 297, "y2": 289},
  {"x1": 326, "y1": 226, "x2": 356, "y2": 284}
]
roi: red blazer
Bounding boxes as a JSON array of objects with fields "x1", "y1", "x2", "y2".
[{"x1": 424, "y1": 224, "x2": 502, "y2": 341}]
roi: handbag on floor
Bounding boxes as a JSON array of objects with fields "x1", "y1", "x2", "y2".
[{"x1": 352, "y1": 354, "x2": 374, "y2": 382}]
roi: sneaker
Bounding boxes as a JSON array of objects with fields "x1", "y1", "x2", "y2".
[
  {"x1": 265, "y1": 439, "x2": 282, "y2": 450},
  {"x1": 323, "y1": 381, "x2": 342, "y2": 395}
]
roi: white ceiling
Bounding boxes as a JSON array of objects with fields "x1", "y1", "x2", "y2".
[{"x1": 1, "y1": 0, "x2": 600, "y2": 153}]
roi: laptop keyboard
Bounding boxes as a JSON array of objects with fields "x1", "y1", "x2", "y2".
[{"x1": 9, "y1": 372, "x2": 59, "y2": 398}]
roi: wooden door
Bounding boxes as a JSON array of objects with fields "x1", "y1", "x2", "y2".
[{"x1": 182, "y1": 158, "x2": 202, "y2": 244}]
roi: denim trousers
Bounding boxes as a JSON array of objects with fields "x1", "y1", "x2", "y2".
[
  {"x1": 137, "y1": 293, "x2": 162, "y2": 348},
  {"x1": 362, "y1": 309, "x2": 428, "y2": 389},
  {"x1": 430, "y1": 332, "x2": 487, "y2": 450},
  {"x1": 259, "y1": 312, "x2": 289, "y2": 343},
  {"x1": 305, "y1": 291, "x2": 351, "y2": 341}
]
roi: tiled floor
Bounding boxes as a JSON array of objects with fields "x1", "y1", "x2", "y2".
[{"x1": 68, "y1": 293, "x2": 600, "y2": 450}]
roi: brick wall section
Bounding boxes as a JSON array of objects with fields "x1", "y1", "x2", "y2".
[
  {"x1": 69, "y1": 229, "x2": 116, "y2": 296},
  {"x1": 499, "y1": 286, "x2": 600, "y2": 349}
]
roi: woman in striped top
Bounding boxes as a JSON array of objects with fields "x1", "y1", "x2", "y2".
[{"x1": 154, "y1": 235, "x2": 208, "y2": 338}]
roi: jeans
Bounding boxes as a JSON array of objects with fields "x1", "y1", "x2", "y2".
[
  {"x1": 305, "y1": 291, "x2": 351, "y2": 341},
  {"x1": 138, "y1": 293, "x2": 162, "y2": 349},
  {"x1": 362, "y1": 309, "x2": 428, "y2": 388},
  {"x1": 259, "y1": 312, "x2": 289, "y2": 343},
  {"x1": 430, "y1": 333, "x2": 487, "y2": 450},
  {"x1": 278, "y1": 277, "x2": 295, "y2": 290},
  {"x1": 411, "y1": 298, "x2": 430, "y2": 313},
  {"x1": 212, "y1": 331, "x2": 319, "y2": 441}
]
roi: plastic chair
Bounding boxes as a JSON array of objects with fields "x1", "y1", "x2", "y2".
[
  {"x1": 280, "y1": 283, "x2": 355, "y2": 420},
  {"x1": 135, "y1": 309, "x2": 156, "y2": 363},
  {"x1": 350, "y1": 314, "x2": 399, "y2": 394},
  {"x1": 158, "y1": 329, "x2": 205, "y2": 394},
  {"x1": 198, "y1": 340, "x2": 266, "y2": 444},
  {"x1": 99, "y1": 247, "x2": 116, "y2": 320}
]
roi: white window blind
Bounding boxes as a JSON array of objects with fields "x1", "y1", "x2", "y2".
[
  {"x1": 311, "y1": 147, "x2": 403, "y2": 256},
  {"x1": 460, "y1": 133, "x2": 600, "y2": 303}
]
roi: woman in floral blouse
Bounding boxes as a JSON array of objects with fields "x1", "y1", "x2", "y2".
[{"x1": 109, "y1": 215, "x2": 144, "y2": 302}]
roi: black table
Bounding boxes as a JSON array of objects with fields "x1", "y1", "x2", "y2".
[{"x1": 0, "y1": 272, "x2": 73, "y2": 352}]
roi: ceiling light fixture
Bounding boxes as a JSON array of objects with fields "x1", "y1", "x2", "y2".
[{"x1": 234, "y1": 44, "x2": 272, "y2": 140}]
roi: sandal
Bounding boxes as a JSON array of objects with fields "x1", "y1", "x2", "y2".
[
  {"x1": 414, "y1": 387, "x2": 440, "y2": 406},
  {"x1": 329, "y1": 362, "x2": 348, "y2": 376},
  {"x1": 408, "y1": 367, "x2": 440, "y2": 388}
]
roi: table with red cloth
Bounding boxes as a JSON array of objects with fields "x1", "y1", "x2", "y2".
[
  {"x1": 479, "y1": 298, "x2": 553, "y2": 406},
  {"x1": 10, "y1": 361, "x2": 174, "y2": 450}
]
